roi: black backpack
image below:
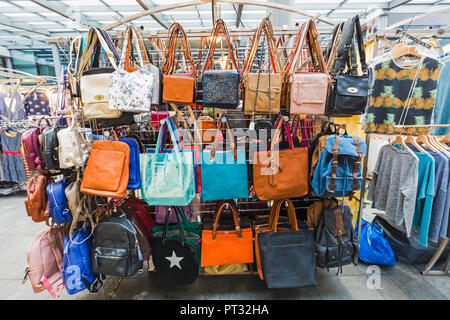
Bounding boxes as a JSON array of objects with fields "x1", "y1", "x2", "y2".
[
  {"x1": 41, "y1": 125, "x2": 63, "y2": 170},
  {"x1": 91, "y1": 216, "x2": 143, "y2": 277},
  {"x1": 315, "y1": 203, "x2": 359, "y2": 274}
]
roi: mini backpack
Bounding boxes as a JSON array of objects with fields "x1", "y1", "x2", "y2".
[
  {"x1": 47, "y1": 177, "x2": 72, "y2": 225},
  {"x1": 57, "y1": 126, "x2": 91, "y2": 169},
  {"x1": 41, "y1": 124, "x2": 64, "y2": 170},
  {"x1": 22, "y1": 117, "x2": 51, "y2": 175},
  {"x1": 25, "y1": 175, "x2": 50, "y2": 224}
]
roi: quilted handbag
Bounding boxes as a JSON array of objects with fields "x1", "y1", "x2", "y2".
[
  {"x1": 109, "y1": 26, "x2": 153, "y2": 113},
  {"x1": 161, "y1": 23, "x2": 196, "y2": 105},
  {"x1": 200, "y1": 117, "x2": 249, "y2": 201},
  {"x1": 119, "y1": 137, "x2": 141, "y2": 189},
  {"x1": 326, "y1": 15, "x2": 369, "y2": 116},
  {"x1": 243, "y1": 17, "x2": 283, "y2": 115},
  {"x1": 201, "y1": 200, "x2": 254, "y2": 267},
  {"x1": 286, "y1": 19, "x2": 330, "y2": 115},
  {"x1": 77, "y1": 28, "x2": 122, "y2": 119},
  {"x1": 201, "y1": 19, "x2": 241, "y2": 109},
  {"x1": 140, "y1": 117, "x2": 196, "y2": 206},
  {"x1": 80, "y1": 130, "x2": 130, "y2": 198}
]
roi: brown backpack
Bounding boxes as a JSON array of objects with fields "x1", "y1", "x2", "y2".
[{"x1": 25, "y1": 175, "x2": 50, "y2": 224}]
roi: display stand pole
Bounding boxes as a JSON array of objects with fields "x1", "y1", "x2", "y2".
[{"x1": 421, "y1": 237, "x2": 450, "y2": 276}]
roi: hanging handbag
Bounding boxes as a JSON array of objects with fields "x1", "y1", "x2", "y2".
[
  {"x1": 243, "y1": 17, "x2": 283, "y2": 115},
  {"x1": 201, "y1": 200, "x2": 254, "y2": 267},
  {"x1": 77, "y1": 28, "x2": 122, "y2": 119},
  {"x1": 200, "y1": 117, "x2": 249, "y2": 201},
  {"x1": 325, "y1": 15, "x2": 369, "y2": 116},
  {"x1": 140, "y1": 117, "x2": 196, "y2": 206},
  {"x1": 119, "y1": 137, "x2": 141, "y2": 189},
  {"x1": 109, "y1": 26, "x2": 153, "y2": 113},
  {"x1": 154, "y1": 205, "x2": 192, "y2": 225},
  {"x1": 46, "y1": 177, "x2": 72, "y2": 225},
  {"x1": 57, "y1": 122, "x2": 91, "y2": 169},
  {"x1": 161, "y1": 23, "x2": 196, "y2": 105},
  {"x1": 80, "y1": 130, "x2": 130, "y2": 198},
  {"x1": 40, "y1": 119, "x2": 65, "y2": 170},
  {"x1": 151, "y1": 207, "x2": 200, "y2": 284},
  {"x1": 200, "y1": 19, "x2": 241, "y2": 109},
  {"x1": 22, "y1": 117, "x2": 51, "y2": 175},
  {"x1": 285, "y1": 19, "x2": 330, "y2": 115},
  {"x1": 152, "y1": 206, "x2": 202, "y2": 238},
  {"x1": 252, "y1": 116, "x2": 309, "y2": 200},
  {"x1": 255, "y1": 199, "x2": 317, "y2": 288},
  {"x1": 197, "y1": 115, "x2": 216, "y2": 143},
  {"x1": 25, "y1": 175, "x2": 50, "y2": 224}
]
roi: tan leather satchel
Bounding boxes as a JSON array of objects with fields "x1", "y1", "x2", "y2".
[
  {"x1": 242, "y1": 17, "x2": 283, "y2": 115},
  {"x1": 80, "y1": 130, "x2": 129, "y2": 198},
  {"x1": 252, "y1": 117, "x2": 309, "y2": 200},
  {"x1": 284, "y1": 19, "x2": 330, "y2": 114},
  {"x1": 161, "y1": 23, "x2": 196, "y2": 105},
  {"x1": 25, "y1": 175, "x2": 50, "y2": 224}
]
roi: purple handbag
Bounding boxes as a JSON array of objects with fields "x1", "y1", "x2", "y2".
[
  {"x1": 22, "y1": 117, "x2": 51, "y2": 175},
  {"x1": 155, "y1": 206, "x2": 192, "y2": 224}
]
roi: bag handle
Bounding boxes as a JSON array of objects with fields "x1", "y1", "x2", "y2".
[
  {"x1": 201, "y1": 19, "x2": 240, "y2": 74},
  {"x1": 69, "y1": 195, "x2": 96, "y2": 244},
  {"x1": 209, "y1": 116, "x2": 237, "y2": 161},
  {"x1": 119, "y1": 26, "x2": 145, "y2": 71},
  {"x1": 162, "y1": 206, "x2": 187, "y2": 244},
  {"x1": 155, "y1": 117, "x2": 183, "y2": 154},
  {"x1": 212, "y1": 200, "x2": 243, "y2": 240},
  {"x1": 268, "y1": 199, "x2": 298, "y2": 232}
]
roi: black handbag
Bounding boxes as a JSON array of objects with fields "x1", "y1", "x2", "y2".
[
  {"x1": 256, "y1": 199, "x2": 317, "y2": 289},
  {"x1": 325, "y1": 15, "x2": 369, "y2": 117},
  {"x1": 91, "y1": 216, "x2": 143, "y2": 277},
  {"x1": 315, "y1": 203, "x2": 359, "y2": 274},
  {"x1": 40, "y1": 122, "x2": 65, "y2": 170},
  {"x1": 96, "y1": 112, "x2": 136, "y2": 128},
  {"x1": 150, "y1": 207, "x2": 199, "y2": 284}
]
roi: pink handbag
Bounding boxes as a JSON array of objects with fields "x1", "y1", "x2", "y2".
[{"x1": 23, "y1": 225, "x2": 67, "y2": 298}]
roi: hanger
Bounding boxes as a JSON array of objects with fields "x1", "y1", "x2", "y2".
[
  {"x1": 391, "y1": 135, "x2": 410, "y2": 151},
  {"x1": 416, "y1": 134, "x2": 438, "y2": 151},
  {"x1": 390, "y1": 42, "x2": 422, "y2": 59},
  {"x1": 404, "y1": 135, "x2": 426, "y2": 152},
  {"x1": 440, "y1": 134, "x2": 450, "y2": 143},
  {"x1": 429, "y1": 135, "x2": 449, "y2": 151}
]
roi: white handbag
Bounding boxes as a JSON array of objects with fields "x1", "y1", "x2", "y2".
[
  {"x1": 109, "y1": 26, "x2": 154, "y2": 113},
  {"x1": 77, "y1": 28, "x2": 122, "y2": 119},
  {"x1": 57, "y1": 126, "x2": 91, "y2": 169}
]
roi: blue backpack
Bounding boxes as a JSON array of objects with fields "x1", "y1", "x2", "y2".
[
  {"x1": 46, "y1": 178, "x2": 72, "y2": 224},
  {"x1": 311, "y1": 134, "x2": 366, "y2": 198},
  {"x1": 62, "y1": 226, "x2": 102, "y2": 295},
  {"x1": 120, "y1": 137, "x2": 141, "y2": 189}
]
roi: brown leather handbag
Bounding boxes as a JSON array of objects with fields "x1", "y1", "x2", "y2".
[
  {"x1": 284, "y1": 19, "x2": 330, "y2": 115},
  {"x1": 25, "y1": 175, "x2": 50, "y2": 224},
  {"x1": 242, "y1": 17, "x2": 283, "y2": 115},
  {"x1": 161, "y1": 23, "x2": 196, "y2": 105},
  {"x1": 252, "y1": 117, "x2": 309, "y2": 200},
  {"x1": 80, "y1": 130, "x2": 130, "y2": 198},
  {"x1": 197, "y1": 115, "x2": 216, "y2": 143}
]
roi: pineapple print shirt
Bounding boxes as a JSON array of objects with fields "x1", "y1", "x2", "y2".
[{"x1": 365, "y1": 56, "x2": 444, "y2": 135}]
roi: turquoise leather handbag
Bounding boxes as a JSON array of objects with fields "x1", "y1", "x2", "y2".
[
  {"x1": 200, "y1": 117, "x2": 249, "y2": 201},
  {"x1": 140, "y1": 117, "x2": 196, "y2": 206}
]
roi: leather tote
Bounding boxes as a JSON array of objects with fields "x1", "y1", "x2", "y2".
[
  {"x1": 80, "y1": 130, "x2": 130, "y2": 198},
  {"x1": 200, "y1": 19, "x2": 241, "y2": 109},
  {"x1": 140, "y1": 117, "x2": 196, "y2": 206},
  {"x1": 315, "y1": 203, "x2": 359, "y2": 274},
  {"x1": 91, "y1": 216, "x2": 143, "y2": 277},
  {"x1": 255, "y1": 199, "x2": 317, "y2": 288},
  {"x1": 22, "y1": 117, "x2": 51, "y2": 175},
  {"x1": 243, "y1": 17, "x2": 283, "y2": 115},
  {"x1": 109, "y1": 26, "x2": 154, "y2": 113},
  {"x1": 325, "y1": 15, "x2": 369, "y2": 116},
  {"x1": 201, "y1": 200, "x2": 254, "y2": 267},
  {"x1": 161, "y1": 23, "x2": 196, "y2": 105},
  {"x1": 77, "y1": 28, "x2": 122, "y2": 119},
  {"x1": 285, "y1": 19, "x2": 329, "y2": 115},
  {"x1": 200, "y1": 117, "x2": 249, "y2": 201},
  {"x1": 119, "y1": 137, "x2": 141, "y2": 189},
  {"x1": 252, "y1": 116, "x2": 309, "y2": 200},
  {"x1": 25, "y1": 175, "x2": 50, "y2": 224},
  {"x1": 23, "y1": 225, "x2": 67, "y2": 297},
  {"x1": 151, "y1": 207, "x2": 200, "y2": 284}
]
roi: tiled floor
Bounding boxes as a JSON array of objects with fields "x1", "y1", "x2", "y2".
[{"x1": 2, "y1": 193, "x2": 449, "y2": 300}]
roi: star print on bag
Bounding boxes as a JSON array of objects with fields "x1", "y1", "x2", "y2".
[{"x1": 165, "y1": 250, "x2": 184, "y2": 269}]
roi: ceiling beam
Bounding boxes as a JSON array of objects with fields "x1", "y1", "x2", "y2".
[
  {"x1": 235, "y1": 4, "x2": 244, "y2": 28},
  {"x1": 388, "y1": 0, "x2": 412, "y2": 10},
  {"x1": 385, "y1": 4, "x2": 450, "y2": 29},
  {"x1": 136, "y1": 0, "x2": 169, "y2": 29},
  {"x1": 326, "y1": 0, "x2": 347, "y2": 17},
  {"x1": 0, "y1": 14, "x2": 50, "y2": 37}
]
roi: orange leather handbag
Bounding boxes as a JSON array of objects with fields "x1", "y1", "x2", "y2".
[
  {"x1": 161, "y1": 23, "x2": 196, "y2": 105},
  {"x1": 252, "y1": 116, "x2": 309, "y2": 200},
  {"x1": 201, "y1": 200, "x2": 254, "y2": 267},
  {"x1": 80, "y1": 130, "x2": 130, "y2": 198},
  {"x1": 25, "y1": 175, "x2": 50, "y2": 224}
]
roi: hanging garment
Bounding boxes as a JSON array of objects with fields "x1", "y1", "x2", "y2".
[
  {"x1": 0, "y1": 131, "x2": 27, "y2": 182},
  {"x1": 367, "y1": 144, "x2": 419, "y2": 236},
  {"x1": 24, "y1": 92, "x2": 51, "y2": 117},
  {"x1": 0, "y1": 91, "x2": 26, "y2": 120},
  {"x1": 432, "y1": 61, "x2": 450, "y2": 136},
  {"x1": 365, "y1": 56, "x2": 444, "y2": 135},
  {"x1": 436, "y1": 150, "x2": 450, "y2": 239}
]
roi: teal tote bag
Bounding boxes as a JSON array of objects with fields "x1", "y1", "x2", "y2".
[
  {"x1": 200, "y1": 117, "x2": 249, "y2": 201},
  {"x1": 140, "y1": 117, "x2": 196, "y2": 206}
]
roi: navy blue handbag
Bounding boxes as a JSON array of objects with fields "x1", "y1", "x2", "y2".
[
  {"x1": 46, "y1": 177, "x2": 72, "y2": 225},
  {"x1": 120, "y1": 137, "x2": 141, "y2": 189},
  {"x1": 200, "y1": 19, "x2": 241, "y2": 109}
]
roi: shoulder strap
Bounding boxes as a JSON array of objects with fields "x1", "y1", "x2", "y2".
[{"x1": 327, "y1": 135, "x2": 340, "y2": 194}]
